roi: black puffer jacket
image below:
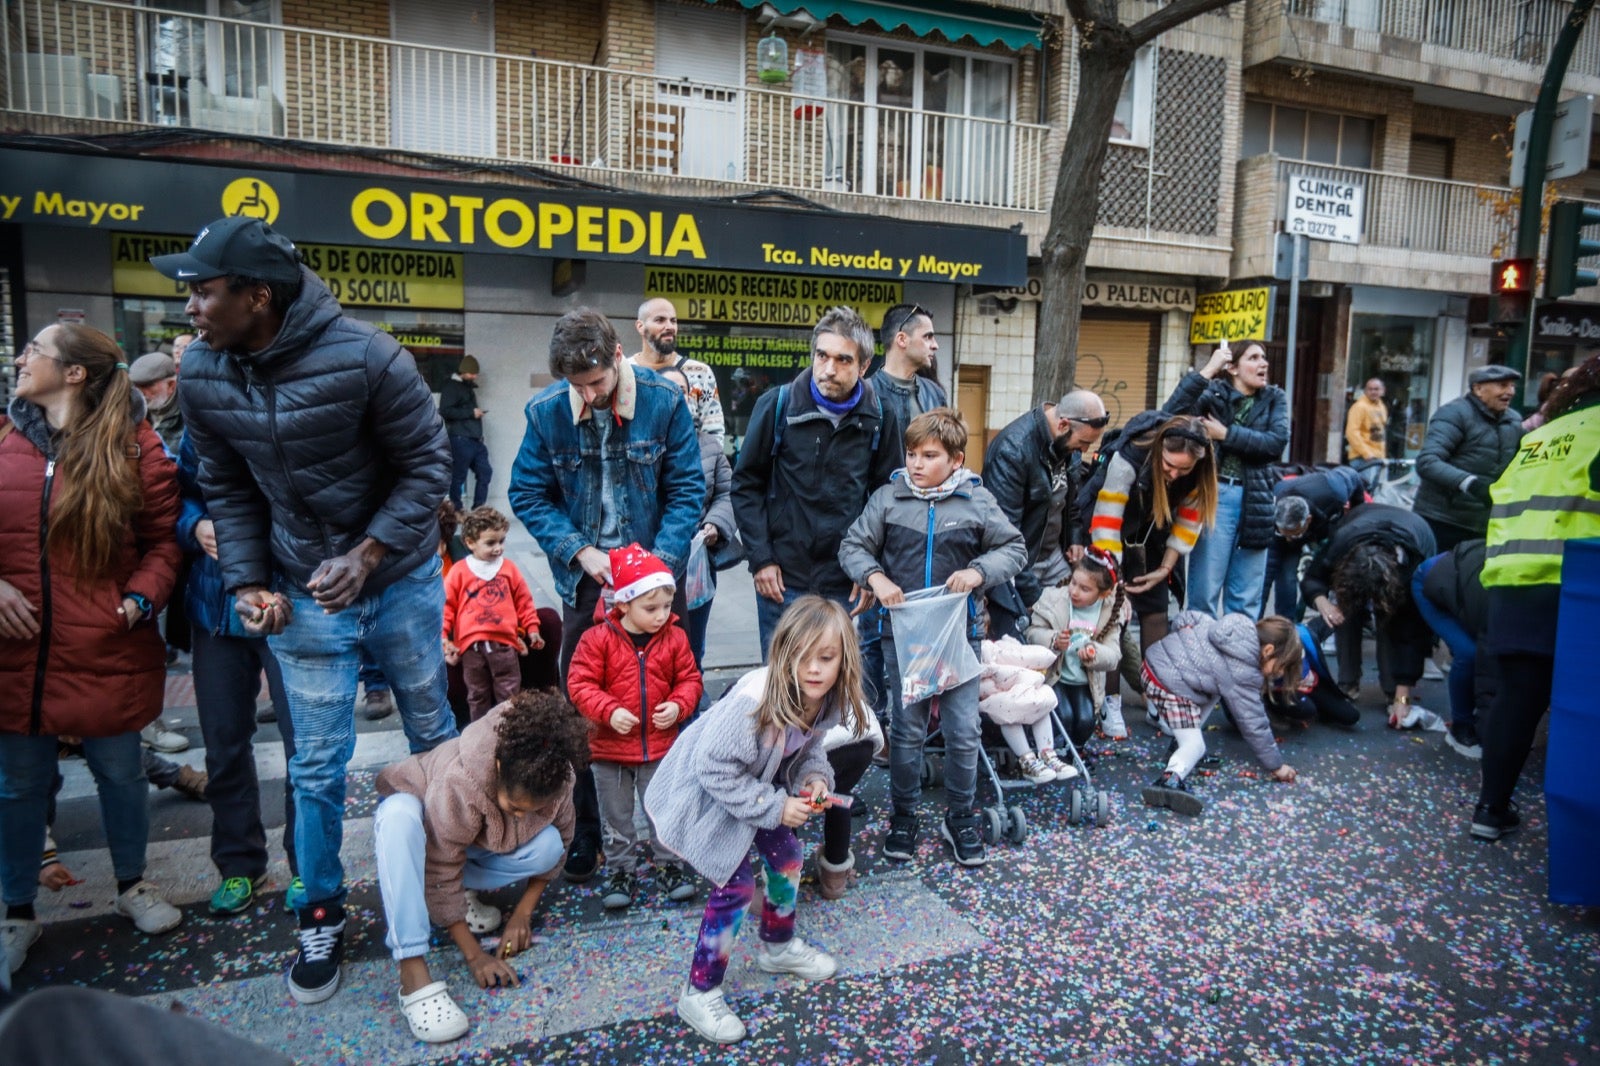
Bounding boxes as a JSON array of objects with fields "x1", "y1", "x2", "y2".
[
  {"x1": 730, "y1": 369, "x2": 903, "y2": 598},
  {"x1": 982, "y1": 406, "x2": 1077, "y2": 607},
  {"x1": 1300, "y1": 503, "x2": 1436, "y2": 608},
  {"x1": 1163, "y1": 371, "x2": 1289, "y2": 549},
  {"x1": 1413, "y1": 393, "x2": 1524, "y2": 535},
  {"x1": 179, "y1": 267, "x2": 451, "y2": 595}
]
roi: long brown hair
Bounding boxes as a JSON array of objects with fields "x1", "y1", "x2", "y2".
[
  {"x1": 1133, "y1": 415, "x2": 1218, "y2": 531},
  {"x1": 1256, "y1": 615, "x2": 1303, "y2": 691},
  {"x1": 46, "y1": 324, "x2": 144, "y2": 583},
  {"x1": 758, "y1": 596, "x2": 868, "y2": 738}
]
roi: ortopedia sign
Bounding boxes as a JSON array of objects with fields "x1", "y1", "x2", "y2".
[
  {"x1": 2, "y1": 147, "x2": 1026, "y2": 286},
  {"x1": 1188, "y1": 285, "x2": 1275, "y2": 344},
  {"x1": 1285, "y1": 174, "x2": 1365, "y2": 244},
  {"x1": 112, "y1": 232, "x2": 465, "y2": 309}
]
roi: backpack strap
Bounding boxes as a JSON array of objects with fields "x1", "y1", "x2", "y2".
[{"x1": 766, "y1": 384, "x2": 789, "y2": 502}]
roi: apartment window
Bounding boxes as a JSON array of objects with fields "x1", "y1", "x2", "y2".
[
  {"x1": 824, "y1": 35, "x2": 1016, "y2": 204},
  {"x1": 1243, "y1": 99, "x2": 1374, "y2": 168},
  {"x1": 1110, "y1": 46, "x2": 1154, "y2": 147},
  {"x1": 142, "y1": 0, "x2": 282, "y2": 127},
  {"x1": 391, "y1": 0, "x2": 495, "y2": 157}
]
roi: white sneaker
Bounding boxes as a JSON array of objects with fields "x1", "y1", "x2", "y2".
[
  {"x1": 115, "y1": 880, "x2": 183, "y2": 934},
  {"x1": 1100, "y1": 695, "x2": 1129, "y2": 739},
  {"x1": 756, "y1": 935, "x2": 837, "y2": 980},
  {"x1": 464, "y1": 890, "x2": 502, "y2": 934},
  {"x1": 1422, "y1": 658, "x2": 1445, "y2": 681},
  {"x1": 677, "y1": 983, "x2": 747, "y2": 1043},
  {"x1": 1040, "y1": 749, "x2": 1078, "y2": 780},
  {"x1": 140, "y1": 722, "x2": 189, "y2": 753},
  {"x1": 2, "y1": 918, "x2": 41, "y2": 974},
  {"x1": 1018, "y1": 753, "x2": 1055, "y2": 784}
]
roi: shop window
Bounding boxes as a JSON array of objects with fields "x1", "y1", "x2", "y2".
[
  {"x1": 823, "y1": 34, "x2": 1016, "y2": 204},
  {"x1": 141, "y1": 0, "x2": 283, "y2": 132},
  {"x1": 1110, "y1": 46, "x2": 1153, "y2": 148},
  {"x1": 1347, "y1": 314, "x2": 1437, "y2": 459},
  {"x1": 1244, "y1": 98, "x2": 1374, "y2": 169}
]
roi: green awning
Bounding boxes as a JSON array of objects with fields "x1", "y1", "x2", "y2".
[{"x1": 720, "y1": 0, "x2": 1043, "y2": 51}]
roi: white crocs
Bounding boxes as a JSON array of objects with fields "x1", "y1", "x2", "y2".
[
  {"x1": 464, "y1": 890, "x2": 502, "y2": 934},
  {"x1": 400, "y1": 980, "x2": 470, "y2": 1043}
]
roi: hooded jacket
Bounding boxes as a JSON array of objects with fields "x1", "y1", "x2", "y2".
[
  {"x1": 1163, "y1": 371, "x2": 1290, "y2": 549},
  {"x1": 1413, "y1": 392, "x2": 1524, "y2": 535},
  {"x1": 567, "y1": 610, "x2": 703, "y2": 764},
  {"x1": 376, "y1": 703, "x2": 575, "y2": 928},
  {"x1": 1142, "y1": 611, "x2": 1284, "y2": 772},
  {"x1": 0, "y1": 390, "x2": 180, "y2": 737},
  {"x1": 177, "y1": 267, "x2": 451, "y2": 596}
]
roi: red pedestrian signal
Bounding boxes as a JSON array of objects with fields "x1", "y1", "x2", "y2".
[{"x1": 1492, "y1": 258, "x2": 1534, "y2": 293}]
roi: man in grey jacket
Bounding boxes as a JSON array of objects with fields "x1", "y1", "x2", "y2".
[{"x1": 1414, "y1": 365, "x2": 1524, "y2": 552}]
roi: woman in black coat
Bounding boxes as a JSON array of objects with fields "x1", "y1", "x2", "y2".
[{"x1": 1163, "y1": 342, "x2": 1289, "y2": 618}]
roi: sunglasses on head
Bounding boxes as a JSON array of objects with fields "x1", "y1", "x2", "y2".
[
  {"x1": 1066, "y1": 415, "x2": 1111, "y2": 430},
  {"x1": 887, "y1": 304, "x2": 931, "y2": 338}
]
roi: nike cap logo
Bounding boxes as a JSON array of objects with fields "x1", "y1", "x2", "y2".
[{"x1": 177, "y1": 269, "x2": 197, "y2": 278}]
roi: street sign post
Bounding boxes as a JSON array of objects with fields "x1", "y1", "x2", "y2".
[{"x1": 1512, "y1": 94, "x2": 1594, "y2": 186}]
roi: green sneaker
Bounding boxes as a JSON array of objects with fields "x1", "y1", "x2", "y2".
[
  {"x1": 284, "y1": 876, "x2": 308, "y2": 915},
  {"x1": 209, "y1": 875, "x2": 265, "y2": 917}
]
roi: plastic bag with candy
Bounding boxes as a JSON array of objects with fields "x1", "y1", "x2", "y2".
[{"x1": 888, "y1": 587, "x2": 982, "y2": 704}]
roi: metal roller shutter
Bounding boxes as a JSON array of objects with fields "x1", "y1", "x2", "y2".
[{"x1": 1074, "y1": 316, "x2": 1157, "y2": 429}]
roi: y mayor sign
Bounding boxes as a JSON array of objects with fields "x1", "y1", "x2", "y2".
[{"x1": 0, "y1": 147, "x2": 1026, "y2": 286}]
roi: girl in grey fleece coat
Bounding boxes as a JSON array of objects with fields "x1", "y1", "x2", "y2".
[
  {"x1": 1139, "y1": 612, "x2": 1301, "y2": 816},
  {"x1": 645, "y1": 596, "x2": 869, "y2": 1045}
]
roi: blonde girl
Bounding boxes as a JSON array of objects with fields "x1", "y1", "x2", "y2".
[{"x1": 645, "y1": 596, "x2": 868, "y2": 1044}]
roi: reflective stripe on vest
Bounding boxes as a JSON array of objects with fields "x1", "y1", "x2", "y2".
[{"x1": 1482, "y1": 406, "x2": 1600, "y2": 587}]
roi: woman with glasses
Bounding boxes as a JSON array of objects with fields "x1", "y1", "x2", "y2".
[
  {"x1": 0, "y1": 325, "x2": 182, "y2": 976},
  {"x1": 1162, "y1": 343, "x2": 1290, "y2": 619}
]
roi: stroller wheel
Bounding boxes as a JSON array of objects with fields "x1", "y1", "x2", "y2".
[
  {"x1": 1068, "y1": 786, "x2": 1085, "y2": 826},
  {"x1": 1005, "y1": 805, "x2": 1028, "y2": 845},
  {"x1": 1094, "y1": 790, "x2": 1112, "y2": 828},
  {"x1": 921, "y1": 755, "x2": 944, "y2": 789},
  {"x1": 983, "y1": 807, "x2": 1005, "y2": 845}
]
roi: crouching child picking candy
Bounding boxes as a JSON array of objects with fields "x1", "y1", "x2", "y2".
[
  {"x1": 372, "y1": 691, "x2": 589, "y2": 1044},
  {"x1": 1140, "y1": 613, "x2": 1301, "y2": 816},
  {"x1": 645, "y1": 596, "x2": 869, "y2": 1044}
]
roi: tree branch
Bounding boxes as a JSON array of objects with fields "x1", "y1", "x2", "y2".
[{"x1": 1129, "y1": 0, "x2": 1240, "y2": 47}]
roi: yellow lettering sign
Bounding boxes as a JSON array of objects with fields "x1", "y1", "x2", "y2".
[
  {"x1": 1188, "y1": 285, "x2": 1274, "y2": 344},
  {"x1": 644, "y1": 267, "x2": 902, "y2": 328}
]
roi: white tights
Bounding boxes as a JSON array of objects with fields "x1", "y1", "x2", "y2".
[
  {"x1": 1164, "y1": 727, "x2": 1207, "y2": 781},
  {"x1": 1000, "y1": 720, "x2": 1055, "y2": 758}
]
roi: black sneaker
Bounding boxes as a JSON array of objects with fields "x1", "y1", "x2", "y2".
[
  {"x1": 564, "y1": 835, "x2": 601, "y2": 883},
  {"x1": 939, "y1": 810, "x2": 987, "y2": 867},
  {"x1": 882, "y1": 814, "x2": 918, "y2": 862},
  {"x1": 1446, "y1": 721, "x2": 1483, "y2": 760},
  {"x1": 1142, "y1": 771, "x2": 1205, "y2": 817},
  {"x1": 287, "y1": 902, "x2": 345, "y2": 1005},
  {"x1": 1470, "y1": 801, "x2": 1521, "y2": 841},
  {"x1": 601, "y1": 868, "x2": 636, "y2": 910},
  {"x1": 657, "y1": 862, "x2": 697, "y2": 903}
]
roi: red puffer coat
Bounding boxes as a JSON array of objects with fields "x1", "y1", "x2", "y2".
[
  {"x1": 0, "y1": 411, "x2": 181, "y2": 737},
  {"x1": 567, "y1": 612, "x2": 703, "y2": 764}
]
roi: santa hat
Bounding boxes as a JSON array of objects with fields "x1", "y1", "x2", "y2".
[{"x1": 610, "y1": 543, "x2": 675, "y2": 604}]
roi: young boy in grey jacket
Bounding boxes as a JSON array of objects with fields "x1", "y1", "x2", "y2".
[
  {"x1": 839, "y1": 408, "x2": 1026, "y2": 867},
  {"x1": 1140, "y1": 611, "x2": 1301, "y2": 816}
]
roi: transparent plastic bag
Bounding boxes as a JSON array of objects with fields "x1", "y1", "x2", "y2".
[
  {"x1": 887, "y1": 587, "x2": 981, "y2": 704},
  {"x1": 685, "y1": 531, "x2": 714, "y2": 611}
]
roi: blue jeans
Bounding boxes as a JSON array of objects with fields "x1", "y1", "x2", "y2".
[
  {"x1": 885, "y1": 634, "x2": 981, "y2": 813},
  {"x1": 1411, "y1": 555, "x2": 1476, "y2": 729},
  {"x1": 859, "y1": 607, "x2": 890, "y2": 724},
  {"x1": 373, "y1": 792, "x2": 563, "y2": 960},
  {"x1": 358, "y1": 650, "x2": 389, "y2": 696},
  {"x1": 1186, "y1": 481, "x2": 1268, "y2": 618},
  {"x1": 269, "y1": 557, "x2": 458, "y2": 906},
  {"x1": 0, "y1": 731, "x2": 147, "y2": 908},
  {"x1": 755, "y1": 584, "x2": 852, "y2": 659},
  {"x1": 449, "y1": 435, "x2": 492, "y2": 510}
]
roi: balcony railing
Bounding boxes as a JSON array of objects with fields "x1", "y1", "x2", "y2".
[
  {"x1": 1267, "y1": 157, "x2": 1516, "y2": 258},
  {"x1": 1285, "y1": 0, "x2": 1600, "y2": 77},
  {"x1": 2, "y1": 0, "x2": 1051, "y2": 211}
]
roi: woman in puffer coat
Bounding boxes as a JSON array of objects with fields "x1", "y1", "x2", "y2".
[
  {"x1": 1163, "y1": 342, "x2": 1290, "y2": 618},
  {"x1": 0, "y1": 324, "x2": 182, "y2": 975}
]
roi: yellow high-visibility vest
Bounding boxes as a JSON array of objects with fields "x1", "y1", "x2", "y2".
[{"x1": 1482, "y1": 402, "x2": 1600, "y2": 588}]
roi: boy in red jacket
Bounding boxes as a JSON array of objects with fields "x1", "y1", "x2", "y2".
[
  {"x1": 567, "y1": 544, "x2": 703, "y2": 909},
  {"x1": 442, "y1": 507, "x2": 543, "y2": 720}
]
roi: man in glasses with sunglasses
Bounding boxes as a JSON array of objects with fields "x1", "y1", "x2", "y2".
[{"x1": 982, "y1": 390, "x2": 1110, "y2": 637}]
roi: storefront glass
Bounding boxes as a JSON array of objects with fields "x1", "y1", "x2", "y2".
[{"x1": 1346, "y1": 313, "x2": 1436, "y2": 458}]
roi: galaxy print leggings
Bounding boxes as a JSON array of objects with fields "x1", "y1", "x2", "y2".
[{"x1": 688, "y1": 826, "x2": 802, "y2": 991}]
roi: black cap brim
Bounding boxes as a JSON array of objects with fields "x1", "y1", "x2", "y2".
[{"x1": 149, "y1": 251, "x2": 228, "y2": 283}]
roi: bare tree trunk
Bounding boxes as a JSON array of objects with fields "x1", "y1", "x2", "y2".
[{"x1": 1032, "y1": 0, "x2": 1242, "y2": 407}]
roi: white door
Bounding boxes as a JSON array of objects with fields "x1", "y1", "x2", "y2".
[
  {"x1": 655, "y1": 4, "x2": 744, "y2": 180},
  {"x1": 392, "y1": 0, "x2": 495, "y2": 157}
]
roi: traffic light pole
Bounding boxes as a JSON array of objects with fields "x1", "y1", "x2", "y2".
[{"x1": 1509, "y1": 0, "x2": 1597, "y2": 384}]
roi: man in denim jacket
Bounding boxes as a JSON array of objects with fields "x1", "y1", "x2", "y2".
[{"x1": 509, "y1": 307, "x2": 704, "y2": 881}]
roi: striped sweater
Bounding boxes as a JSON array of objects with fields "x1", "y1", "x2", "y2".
[{"x1": 1088, "y1": 451, "x2": 1205, "y2": 560}]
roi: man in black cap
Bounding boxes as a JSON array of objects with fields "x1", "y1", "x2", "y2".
[
  {"x1": 151, "y1": 215, "x2": 456, "y2": 1007},
  {"x1": 1414, "y1": 365, "x2": 1525, "y2": 552}
]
